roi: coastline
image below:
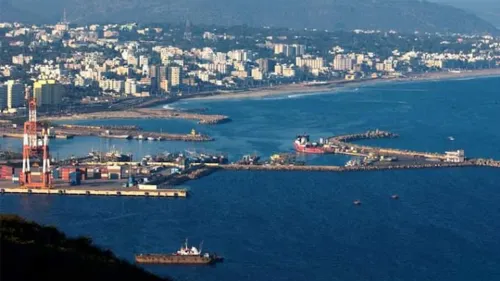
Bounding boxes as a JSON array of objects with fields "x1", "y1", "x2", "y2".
[{"x1": 186, "y1": 68, "x2": 500, "y2": 102}]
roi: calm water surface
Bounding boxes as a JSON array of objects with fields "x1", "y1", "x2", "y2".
[{"x1": 1, "y1": 77, "x2": 500, "y2": 281}]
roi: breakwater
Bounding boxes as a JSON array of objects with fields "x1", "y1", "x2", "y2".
[
  {"x1": 219, "y1": 162, "x2": 481, "y2": 172},
  {"x1": 41, "y1": 108, "x2": 231, "y2": 125},
  {"x1": 328, "y1": 130, "x2": 447, "y2": 160},
  {"x1": 329, "y1": 130, "x2": 398, "y2": 143}
]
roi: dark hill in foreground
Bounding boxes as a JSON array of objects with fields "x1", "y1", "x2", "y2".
[
  {"x1": 0, "y1": 0, "x2": 498, "y2": 34},
  {"x1": 0, "y1": 214, "x2": 169, "y2": 281}
]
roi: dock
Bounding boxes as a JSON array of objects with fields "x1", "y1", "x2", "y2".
[
  {"x1": 0, "y1": 187, "x2": 187, "y2": 197},
  {"x1": 0, "y1": 124, "x2": 214, "y2": 142}
]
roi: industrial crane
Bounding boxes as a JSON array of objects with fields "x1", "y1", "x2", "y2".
[{"x1": 19, "y1": 87, "x2": 52, "y2": 189}]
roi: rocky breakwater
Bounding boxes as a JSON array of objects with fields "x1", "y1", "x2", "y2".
[
  {"x1": 470, "y1": 158, "x2": 500, "y2": 168},
  {"x1": 329, "y1": 130, "x2": 447, "y2": 160},
  {"x1": 134, "y1": 109, "x2": 231, "y2": 125},
  {"x1": 41, "y1": 108, "x2": 231, "y2": 125},
  {"x1": 221, "y1": 162, "x2": 476, "y2": 172},
  {"x1": 329, "y1": 130, "x2": 398, "y2": 143}
]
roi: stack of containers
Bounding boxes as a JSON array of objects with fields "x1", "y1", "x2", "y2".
[
  {"x1": 108, "y1": 166, "x2": 122, "y2": 180},
  {"x1": 69, "y1": 171, "x2": 81, "y2": 186},
  {"x1": 61, "y1": 167, "x2": 77, "y2": 181},
  {"x1": 31, "y1": 167, "x2": 41, "y2": 182},
  {"x1": 78, "y1": 168, "x2": 87, "y2": 181},
  {"x1": 101, "y1": 167, "x2": 109, "y2": 179},
  {"x1": 92, "y1": 167, "x2": 101, "y2": 179},
  {"x1": 87, "y1": 168, "x2": 94, "y2": 179},
  {"x1": 52, "y1": 168, "x2": 60, "y2": 179},
  {"x1": 1, "y1": 166, "x2": 14, "y2": 180}
]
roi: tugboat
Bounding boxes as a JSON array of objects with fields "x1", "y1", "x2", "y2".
[{"x1": 135, "y1": 239, "x2": 223, "y2": 265}]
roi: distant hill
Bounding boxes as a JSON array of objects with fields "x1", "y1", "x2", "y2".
[
  {"x1": 0, "y1": 214, "x2": 170, "y2": 281},
  {"x1": 0, "y1": 0, "x2": 498, "y2": 34},
  {"x1": 435, "y1": 0, "x2": 500, "y2": 28}
]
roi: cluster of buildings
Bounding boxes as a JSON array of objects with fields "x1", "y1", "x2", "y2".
[{"x1": 0, "y1": 20, "x2": 499, "y2": 112}]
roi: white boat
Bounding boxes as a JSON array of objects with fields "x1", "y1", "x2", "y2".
[
  {"x1": 137, "y1": 135, "x2": 144, "y2": 140},
  {"x1": 448, "y1": 136, "x2": 455, "y2": 141},
  {"x1": 147, "y1": 137, "x2": 156, "y2": 141},
  {"x1": 345, "y1": 159, "x2": 359, "y2": 167}
]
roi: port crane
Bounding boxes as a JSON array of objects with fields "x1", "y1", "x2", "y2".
[{"x1": 19, "y1": 87, "x2": 52, "y2": 189}]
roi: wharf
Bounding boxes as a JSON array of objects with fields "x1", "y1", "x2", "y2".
[
  {"x1": 0, "y1": 125, "x2": 214, "y2": 142},
  {"x1": 159, "y1": 165, "x2": 216, "y2": 187},
  {"x1": 0, "y1": 187, "x2": 187, "y2": 197}
]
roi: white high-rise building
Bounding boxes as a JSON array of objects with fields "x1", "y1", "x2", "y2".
[
  {"x1": 7, "y1": 80, "x2": 24, "y2": 108},
  {"x1": 333, "y1": 54, "x2": 354, "y2": 71},
  {"x1": 168, "y1": 66, "x2": 182, "y2": 87},
  {"x1": 125, "y1": 79, "x2": 138, "y2": 95}
]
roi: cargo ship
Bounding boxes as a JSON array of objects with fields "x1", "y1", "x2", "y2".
[
  {"x1": 294, "y1": 135, "x2": 327, "y2": 154},
  {"x1": 135, "y1": 239, "x2": 223, "y2": 265}
]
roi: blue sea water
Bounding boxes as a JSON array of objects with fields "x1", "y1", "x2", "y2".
[{"x1": 1, "y1": 76, "x2": 500, "y2": 281}]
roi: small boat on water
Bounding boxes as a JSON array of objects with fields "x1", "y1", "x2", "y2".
[
  {"x1": 135, "y1": 239, "x2": 223, "y2": 265},
  {"x1": 353, "y1": 200, "x2": 362, "y2": 206},
  {"x1": 448, "y1": 136, "x2": 455, "y2": 141},
  {"x1": 391, "y1": 194, "x2": 399, "y2": 200}
]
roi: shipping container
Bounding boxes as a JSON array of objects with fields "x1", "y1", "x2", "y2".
[
  {"x1": 52, "y1": 169, "x2": 60, "y2": 179},
  {"x1": 108, "y1": 165, "x2": 121, "y2": 171},
  {"x1": 1, "y1": 166, "x2": 14, "y2": 178},
  {"x1": 69, "y1": 171, "x2": 81, "y2": 185},
  {"x1": 109, "y1": 173, "x2": 120, "y2": 180}
]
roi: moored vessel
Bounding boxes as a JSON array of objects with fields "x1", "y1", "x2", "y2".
[
  {"x1": 294, "y1": 135, "x2": 326, "y2": 154},
  {"x1": 135, "y1": 239, "x2": 223, "y2": 265}
]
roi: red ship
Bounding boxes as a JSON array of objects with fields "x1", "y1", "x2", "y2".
[{"x1": 294, "y1": 135, "x2": 326, "y2": 154}]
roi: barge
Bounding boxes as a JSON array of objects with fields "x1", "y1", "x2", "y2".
[{"x1": 135, "y1": 239, "x2": 223, "y2": 265}]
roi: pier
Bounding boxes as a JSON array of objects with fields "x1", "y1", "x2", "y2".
[
  {"x1": 159, "y1": 165, "x2": 217, "y2": 187},
  {"x1": 0, "y1": 124, "x2": 214, "y2": 142},
  {"x1": 0, "y1": 187, "x2": 187, "y2": 197}
]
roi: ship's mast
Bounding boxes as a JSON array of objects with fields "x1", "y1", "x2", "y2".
[{"x1": 199, "y1": 240, "x2": 204, "y2": 253}]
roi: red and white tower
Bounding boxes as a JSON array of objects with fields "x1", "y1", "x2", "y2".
[{"x1": 20, "y1": 87, "x2": 52, "y2": 189}]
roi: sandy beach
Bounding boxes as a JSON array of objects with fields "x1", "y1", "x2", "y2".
[{"x1": 188, "y1": 68, "x2": 500, "y2": 101}]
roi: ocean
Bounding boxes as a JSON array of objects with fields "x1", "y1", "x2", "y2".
[{"x1": 1, "y1": 76, "x2": 500, "y2": 280}]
